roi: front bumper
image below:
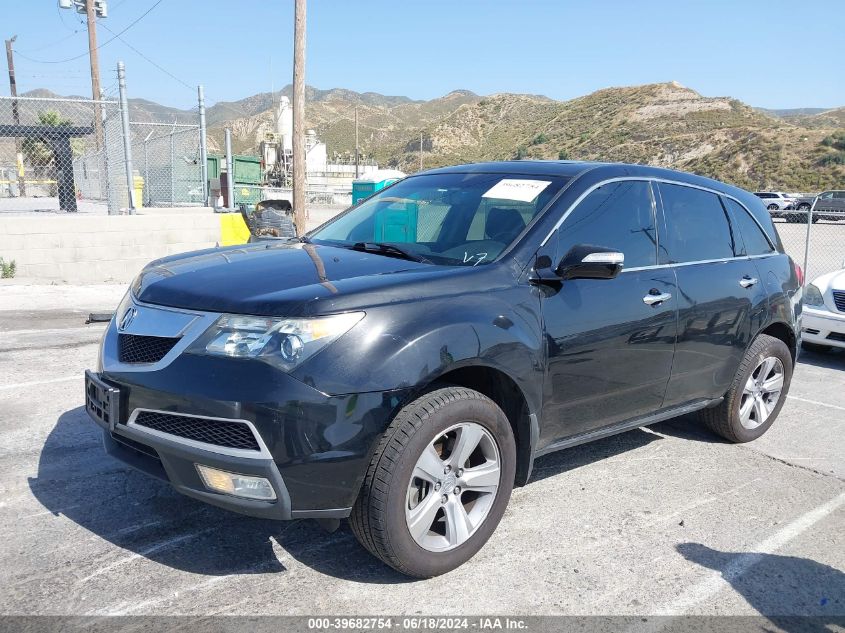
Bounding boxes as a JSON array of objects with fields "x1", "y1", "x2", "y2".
[
  {"x1": 802, "y1": 306, "x2": 845, "y2": 349},
  {"x1": 87, "y1": 297, "x2": 410, "y2": 520},
  {"x1": 91, "y1": 401, "x2": 294, "y2": 520}
]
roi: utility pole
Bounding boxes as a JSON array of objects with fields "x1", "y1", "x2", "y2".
[
  {"x1": 60, "y1": 0, "x2": 105, "y2": 146},
  {"x1": 354, "y1": 105, "x2": 359, "y2": 178},
  {"x1": 85, "y1": 0, "x2": 103, "y2": 147},
  {"x1": 292, "y1": 0, "x2": 307, "y2": 235},
  {"x1": 4, "y1": 36, "x2": 25, "y2": 196},
  {"x1": 419, "y1": 131, "x2": 424, "y2": 171}
]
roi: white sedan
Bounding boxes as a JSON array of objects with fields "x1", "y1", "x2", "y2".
[{"x1": 802, "y1": 266, "x2": 845, "y2": 351}]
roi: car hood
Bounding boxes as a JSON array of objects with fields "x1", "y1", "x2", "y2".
[
  {"x1": 131, "y1": 241, "x2": 489, "y2": 316},
  {"x1": 812, "y1": 268, "x2": 845, "y2": 293}
]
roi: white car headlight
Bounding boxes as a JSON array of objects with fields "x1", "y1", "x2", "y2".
[
  {"x1": 197, "y1": 312, "x2": 364, "y2": 370},
  {"x1": 804, "y1": 284, "x2": 825, "y2": 308}
]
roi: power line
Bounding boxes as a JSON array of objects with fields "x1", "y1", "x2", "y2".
[
  {"x1": 98, "y1": 22, "x2": 193, "y2": 91},
  {"x1": 14, "y1": 0, "x2": 166, "y2": 64}
]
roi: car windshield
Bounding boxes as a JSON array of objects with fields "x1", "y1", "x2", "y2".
[{"x1": 308, "y1": 173, "x2": 570, "y2": 266}]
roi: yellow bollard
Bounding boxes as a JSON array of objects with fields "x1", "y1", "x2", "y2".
[{"x1": 133, "y1": 174, "x2": 145, "y2": 209}]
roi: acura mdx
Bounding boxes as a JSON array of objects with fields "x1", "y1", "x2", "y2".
[{"x1": 85, "y1": 161, "x2": 802, "y2": 577}]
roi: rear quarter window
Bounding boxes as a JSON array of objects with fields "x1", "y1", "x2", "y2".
[
  {"x1": 723, "y1": 198, "x2": 774, "y2": 256},
  {"x1": 658, "y1": 183, "x2": 738, "y2": 263}
]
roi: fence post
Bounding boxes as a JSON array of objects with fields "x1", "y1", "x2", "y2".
[
  {"x1": 197, "y1": 85, "x2": 208, "y2": 206},
  {"x1": 143, "y1": 134, "x2": 150, "y2": 207},
  {"x1": 802, "y1": 197, "x2": 816, "y2": 284},
  {"x1": 117, "y1": 61, "x2": 136, "y2": 214},
  {"x1": 99, "y1": 93, "x2": 118, "y2": 215},
  {"x1": 224, "y1": 128, "x2": 234, "y2": 211},
  {"x1": 170, "y1": 127, "x2": 176, "y2": 206}
]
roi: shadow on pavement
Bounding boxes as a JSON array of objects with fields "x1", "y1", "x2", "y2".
[
  {"x1": 797, "y1": 346, "x2": 845, "y2": 371},
  {"x1": 530, "y1": 426, "x2": 662, "y2": 483},
  {"x1": 29, "y1": 406, "x2": 410, "y2": 584},
  {"x1": 677, "y1": 543, "x2": 845, "y2": 631}
]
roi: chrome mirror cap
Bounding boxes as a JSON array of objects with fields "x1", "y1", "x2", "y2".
[{"x1": 581, "y1": 251, "x2": 625, "y2": 265}]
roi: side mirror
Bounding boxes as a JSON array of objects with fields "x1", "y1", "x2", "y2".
[{"x1": 556, "y1": 244, "x2": 624, "y2": 280}]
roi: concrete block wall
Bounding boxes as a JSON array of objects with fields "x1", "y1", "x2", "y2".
[{"x1": 0, "y1": 212, "x2": 221, "y2": 283}]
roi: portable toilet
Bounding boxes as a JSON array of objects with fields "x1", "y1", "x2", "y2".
[{"x1": 352, "y1": 169, "x2": 406, "y2": 205}]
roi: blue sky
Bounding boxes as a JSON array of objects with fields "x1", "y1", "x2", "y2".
[{"x1": 5, "y1": 0, "x2": 844, "y2": 110}]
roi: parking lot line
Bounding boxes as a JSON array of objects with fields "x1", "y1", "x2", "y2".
[
  {"x1": 654, "y1": 491, "x2": 845, "y2": 616},
  {"x1": 787, "y1": 395, "x2": 845, "y2": 412},
  {"x1": 0, "y1": 375, "x2": 80, "y2": 391}
]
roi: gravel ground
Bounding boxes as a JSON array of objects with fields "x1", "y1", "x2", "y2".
[{"x1": 0, "y1": 284, "x2": 842, "y2": 619}]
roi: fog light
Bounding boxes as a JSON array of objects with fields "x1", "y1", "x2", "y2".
[{"x1": 195, "y1": 464, "x2": 276, "y2": 501}]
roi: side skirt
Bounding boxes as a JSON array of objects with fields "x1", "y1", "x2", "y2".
[{"x1": 533, "y1": 397, "x2": 722, "y2": 459}]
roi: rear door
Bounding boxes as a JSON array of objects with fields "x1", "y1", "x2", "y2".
[
  {"x1": 657, "y1": 182, "x2": 768, "y2": 407},
  {"x1": 540, "y1": 180, "x2": 677, "y2": 444}
]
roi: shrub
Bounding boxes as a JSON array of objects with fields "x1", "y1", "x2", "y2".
[
  {"x1": 0, "y1": 258, "x2": 16, "y2": 279},
  {"x1": 531, "y1": 133, "x2": 548, "y2": 145},
  {"x1": 818, "y1": 151, "x2": 845, "y2": 166},
  {"x1": 558, "y1": 150, "x2": 569, "y2": 160}
]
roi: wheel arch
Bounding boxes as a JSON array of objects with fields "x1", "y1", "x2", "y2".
[
  {"x1": 758, "y1": 320, "x2": 797, "y2": 362},
  {"x1": 431, "y1": 364, "x2": 537, "y2": 487}
]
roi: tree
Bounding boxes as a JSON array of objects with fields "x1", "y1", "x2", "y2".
[{"x1": 21, "y1": 111, "x2": 73, "y2": 167}]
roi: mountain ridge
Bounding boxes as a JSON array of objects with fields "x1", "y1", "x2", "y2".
[{"x1": 18, "y1": 84, "x2": 845, "y2": 190}]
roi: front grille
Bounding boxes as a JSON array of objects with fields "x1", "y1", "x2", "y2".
[
  {"x1": 833, "y1": 291, "x2": 845, "y2": 313},
  {"x1": 118, "y1": 333, "x2": 179, "y2": 364},
  {"x1": 134, "y1": 411, "x2": 261, "y2": 451},
  {"x1": 827, "y1": 332, "x2": 845, "y2": 343}
]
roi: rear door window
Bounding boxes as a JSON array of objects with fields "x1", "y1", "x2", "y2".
[
  {"x1": 658, "y1": 183, "x2": 738, "y2": 263},
  {"x1": 723, "y1": 198, "x2": 774, "y2": 256},
  {"x1": 556, "y1": 180, "x2": 657, "y2": 268}
]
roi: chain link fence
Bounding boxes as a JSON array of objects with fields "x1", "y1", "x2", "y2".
[
  {"x1": 131, "y1": 121, "x2": 204, "y2": 207},
  {"x1": 770, "y1": 197, "x2": 845, "y2": 283},
  {"x1": 0, "y1": 95, "x2": 126, "y2": 213}
]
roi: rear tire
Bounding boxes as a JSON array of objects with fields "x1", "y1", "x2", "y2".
[
  {"x1": 350, "y1": 386, "x2": 516, "y2": 578},
  {"x1": 699, "y1": 334, "x2": 792, "y2": 443}
]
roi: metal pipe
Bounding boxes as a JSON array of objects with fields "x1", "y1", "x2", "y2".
[
  {"x1": 99, "y1": 93, "x2": 116, "y2": 215},
  {"x1": 170, "y1": 128, "x2": 175, "y2": 206},
  {"x1": 143, "y1": 130, "x2": 152, "y2": 207},
  {"x1": 802, "y1": 196, "x2": 816, "y2": 285},
  {"x1": 197, "y1": 84, "x2": 208, "y2": 205},
  {"x1": 224, "y1": 128, "x2": 234, "y2": 211},
  {"x1": 117, "y1": 61, "x2": 135, "y2": 213}
]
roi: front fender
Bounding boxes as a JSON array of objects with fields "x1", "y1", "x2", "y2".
[{"x1": 291, "y1": 286, "x2": 544, "y2": 414}]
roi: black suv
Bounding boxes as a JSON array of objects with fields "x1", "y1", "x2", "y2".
[{"x1": 85, "y1": 161, "x2": 801, "y2": 577}]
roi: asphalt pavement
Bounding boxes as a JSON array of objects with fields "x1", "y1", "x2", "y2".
[{"x1": 0, "y1": 283, "x2": 842, "y2": 618}]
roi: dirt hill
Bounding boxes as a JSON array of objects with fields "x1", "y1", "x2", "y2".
[{"x1": 205, "y1": 81, "x2": 843, "y2": 191}]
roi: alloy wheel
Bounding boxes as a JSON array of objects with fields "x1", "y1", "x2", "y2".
[
  {"x1": 739, "y1": 356, "x2": 784, "y2": 429},
  {"x1": 405, "y1": 422, "x2": 501, "y2": 552}
]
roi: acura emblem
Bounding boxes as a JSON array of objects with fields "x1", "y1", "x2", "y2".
[{"x1": 119, "y1": 307, "x2": 137, "y2": 331}]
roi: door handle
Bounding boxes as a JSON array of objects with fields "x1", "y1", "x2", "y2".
[
  {"x1": 643, "y1": 291, "x2": 672, "y2": 306},
  {"x1": 739, "y1": 276, "x2": 758, "y2": 288}
]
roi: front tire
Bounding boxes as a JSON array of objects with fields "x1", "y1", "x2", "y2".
[
  {"x1": 699, "y1": 334, "x2": 793, "y2": 443},
  {"x1": 350, "y1": 386, "x2": 516, "y2": 578}
]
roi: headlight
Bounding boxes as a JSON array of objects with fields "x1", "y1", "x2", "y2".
[
  {"x1": 804, "y1": 284, "x2": 825, "y2": 307},
  {"x1": 195, "y1": 312, "x2": 364, "y2": 371}
]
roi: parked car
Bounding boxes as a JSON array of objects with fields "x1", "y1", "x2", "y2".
[
  {"x1": 813, "y1": 190, "x2": 845, "y2": 221},
  {"x1": 85, "y1": 161, "x2": 802, "y2": 577},
  {"x1": 754, "y1": 191, "x2": 797, "y2": 218},
  {"x1": 802, "y1": 264, "x2": 845, "y2": 352}
]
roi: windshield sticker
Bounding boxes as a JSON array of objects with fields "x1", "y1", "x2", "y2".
[{"x1": 482, "y1": 179, "x2": 551, "y2": 203}]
